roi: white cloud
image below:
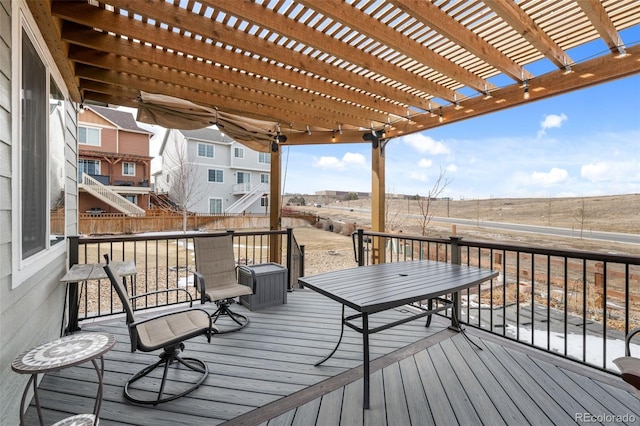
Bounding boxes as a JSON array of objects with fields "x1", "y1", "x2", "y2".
[
  {"x1": 405, "y1": 171, "x2": 429, "y2": 182},
  {"x1": 581, "y1": 160, "x2": 640, "y2": 182},
  {"x1": 402, "y1": 133, "x2": 450, "y2": 155},
  {"x1": 530, "y1": 168, "x2": 569, "y2": 185},
  {"x1": 342, "y1": 152, "x2": 366, "y2": 166},
  {"x1": 418, "y1": 158, "x2": 432, "y2": 168},
  {"x1": 446, "y1": 164, "x2": 458, "y2": 172},
  {"x1": 312, "y1": 152, "x2": 366, "y2": 170},
  {"x1": 537, "y1": 113, "x2": 568, "y2": 138}
]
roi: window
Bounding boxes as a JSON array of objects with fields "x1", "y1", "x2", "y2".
[
  {"x1": 198, "y1": 143, "x2": 214, "y2": 158},
  {"x1": 260, "y1": 197, "x2": 268, "y2": 207},
  {"x1": 237, "y1": 172, "x2": 251, "y2": 184},
  {"x1": 260, "y1": 174, "x2": 269, "y2": 184},
  {"x1": 258, "y1": 152, "x2": 271, "y2": 164},
  {"x1": 123, "y1": 162, "x2": 135, "y2": 176},
  {"x1": 208, "y1": 169, "x2": 223, "y2": 183},
  {"x1": 124, "y1": 195, "x2": 137, "y2": 204},
  {"x1": 209, "y1": 198, "x2": 223, "y2": 214},
  {"x1": 13, "y1": 24, "x2": 67, "y2": 284},
  {"x1": 78, "y1": 159, "x2": 100, "y2": 179},
  {"x1": 79, "y1": 126, "x2": 100, "y2": 146},
  {"x1": 234, "y1": 147, "x2": 244, "y2": 158}
]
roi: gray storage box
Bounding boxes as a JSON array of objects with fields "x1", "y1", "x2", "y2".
[{"x1": 238, "y1": 263, "x2": 288, "y2": 310}]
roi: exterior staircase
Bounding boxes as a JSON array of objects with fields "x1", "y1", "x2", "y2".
[
  {"x1": 226, "y1": 183, "x2": 268, "y2": 214},
  {"x1": 81, "y1": 173, "x2": 146, "y2": 216}
]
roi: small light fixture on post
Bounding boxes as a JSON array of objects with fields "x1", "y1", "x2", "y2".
[{"x1": 523, "y1": 80, "x2": 530, "y2": 100}]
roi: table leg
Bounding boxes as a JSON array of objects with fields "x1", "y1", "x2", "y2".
[
  {"x1": 90, "y1": 355, "x2": 105, "y2": 418},
  {"x1": 449, "y1": 291, "x2": 461, "y2": 331},
  {"x1": 20, "y1": 374, "x2": 44, "y2": 426},
  {"x1": 362, "y1": 313, "x2": 370, "y2": 409},
  {"x1": 65, "y1": 281, "x2": 82, "y2": 335},
  {"x1": 315, "y1": 305, "x2": 346, "y2": 366}
]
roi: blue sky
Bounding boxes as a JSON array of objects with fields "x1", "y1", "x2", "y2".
[
  {"x1": 141, "y1": 26, "x2": 640, "y2": 200},
  {"x1": 281, "y1": 27, "x2": 640, "y2": 199}
]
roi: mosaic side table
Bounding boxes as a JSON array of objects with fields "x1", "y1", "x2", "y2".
[{"x1": 11, "y1": 332, "x2": 116, "y2": 426}]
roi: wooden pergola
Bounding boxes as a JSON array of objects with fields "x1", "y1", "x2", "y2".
[{"x1": 31, "y1": 0, "x2": 640, "y2": 262}]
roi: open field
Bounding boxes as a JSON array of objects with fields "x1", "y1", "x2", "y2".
[{"x1": 291, "y1": 194, "x2": 640, "y2": 263}]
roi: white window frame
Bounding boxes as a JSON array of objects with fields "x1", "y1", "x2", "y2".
[
  {"x1": 234, "y1": 147, "x2": 244, "y2": 158},
  {"x1": 208, "y1": 169, "x2": 224, "y2": 183},
  {"x1": 78, "y1": 159, "x2": 100, "y2": 180},
  {"x1": 237, "y1": 171, "x2": 251, "y2": 184},
  {"x1": 11, "y1": 9, "x2": 68, "y2": 288},
  {"x1": 258, "y1": 152, "x2": 271, "y2": 164},
  {"x1": 209, "y1": 198, "x2": 223, "y2": 214},
  {"x1": 122, "y1": 162, "x2": 136, "y2": 176},
  {"x1": 197, "y1": 142, "x2": 214, "y2": 158},
  {"x1": 78, "y1": 125, "x2": 101, "y2": 146},
  {"x1": 260, "y1": 173, "x2": 269, "y2": 184}
]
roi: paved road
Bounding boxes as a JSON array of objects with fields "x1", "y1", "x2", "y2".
[{"x1": 323, "y1": 205, "x2": 640, "y2": 245}]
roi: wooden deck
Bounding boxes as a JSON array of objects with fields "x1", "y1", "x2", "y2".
[{"x1": 25, "y1": 290, "x2": 639, "y2": 425}]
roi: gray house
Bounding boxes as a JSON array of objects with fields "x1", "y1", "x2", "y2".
[
  {"x1": 1, "y1": 2, "x2": 79, "y2": 423},
  {"x1": 156, "y1": 128, "x2": 271, "y2": 215}
]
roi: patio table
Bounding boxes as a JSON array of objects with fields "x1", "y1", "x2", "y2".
[
  {"x1": 12, "y1": 332, "x2": 116, "y2": 426},
  {"x1": 59, "y1": 261, "x2": 137, "y2": 335},
  {"x1": 299, "y1": 259, "x2": 498, "y2": 409}
]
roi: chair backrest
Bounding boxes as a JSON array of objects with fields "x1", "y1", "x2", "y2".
[
  {"x1": 193, "y1": 234, "x2": 237, "y2": 288},
  {"x1": 103, "y1": 259, "x2": 136, "y2": 325}
]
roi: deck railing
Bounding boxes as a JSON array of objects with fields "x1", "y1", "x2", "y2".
[
  {"x1": 67, "y1": 229, "x2": 302, "y2": 324},
  {"x1": 352, "y1": 229, "x2": 640, "y2": 373}
]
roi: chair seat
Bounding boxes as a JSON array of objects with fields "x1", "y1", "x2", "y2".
[
  {"x1": 137, "y1": 309, "x2": 215, "y2": 352},
  {"x1": 614, "y1": 356, "x2": 640, "y2": 390},
  {"x1": 205, "y1": 283, "x2": 253, "y2": 302}
]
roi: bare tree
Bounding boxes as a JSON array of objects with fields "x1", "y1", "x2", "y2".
[
  {"x1": 573, "y1": 196, "x2": 587, "y2": 239},
  {"x1": 385, "y1": 186, "x2": 405, "y2": 232},
  {"x1": 164, "y1": 136, "x2": 204, "y2": 232},
  {"x1": 415, "y1": 168, "x2": 452, "y2": 236}
]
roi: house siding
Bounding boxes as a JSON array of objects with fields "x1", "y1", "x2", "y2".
[
  {"x1": 159, "y1": 129, "x2": 270, "y2": 214},
  {"x1": 0, "y1": 2, "x2": 76, "y2": 424}
]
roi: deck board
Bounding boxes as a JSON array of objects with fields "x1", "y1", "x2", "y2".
[{"x1": 23, "y1": 289, "x2": 640, "y2": 426}]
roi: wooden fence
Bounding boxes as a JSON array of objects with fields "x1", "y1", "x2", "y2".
[{"x1": 79, "y1": 211, "x2": 315, "y2": 235}]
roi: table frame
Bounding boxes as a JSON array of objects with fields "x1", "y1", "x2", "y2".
[
  {"x1": 59, "y1": 261, "x2": 137, "y2": 335},
  {"x1": 12, "y1": 333, "x2": 116, "y2": 426},
  {"x1": 298, "y1": 260, "x2": 498, "y2": 409}
]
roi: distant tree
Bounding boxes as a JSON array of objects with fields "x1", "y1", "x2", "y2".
[
  {"x1": 415, "y1": 169, "x2": 452, "y2": 236},
  {"x1": 164, "y1": 136, "x2": 203, "y2": 232},
  {"x1": 385, "y1": 187, "x2": 404, "y2": 232},
  {"x1": 573, "y1": 197, "x2": 587, "y2": 238},
  {"x1": 287, "y1": 196, "x2": 306, "y2": 206},
  {"x1": 343, "y1": 192, "x2": 359, "y2": 201}
]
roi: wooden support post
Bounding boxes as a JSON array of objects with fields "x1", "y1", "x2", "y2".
[
  {"x1": 371, "y1": 139, "x2": 385, "y2": 264},
  {"x1": 269, "y1": 144, "x2": 282, "y2": 263}
]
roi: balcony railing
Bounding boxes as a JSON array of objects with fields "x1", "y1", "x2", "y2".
[
  {"x1": 352, "y1": 229, "x2": 640, "y2": 373},
  {"x1": 66, "y1": 229, "x2": 302, "y2": 328}
]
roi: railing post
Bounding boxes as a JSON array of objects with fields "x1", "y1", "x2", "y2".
[
  {"x1": 286, "y1": 227, "x2": 293, "y2": 291},
  {"x1": 357, "y1": 229, "x2": 365, "y2": 266},
  {"x1": 450, "y1": 236, "x2": 463, "y2": 330},
  {"x1": 450, "y1": 236, "x2": 462, "y2": 265}
]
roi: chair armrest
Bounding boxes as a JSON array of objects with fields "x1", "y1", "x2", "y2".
[
  {"x1": 193, "y1": 271, "x2": 207, "y2": 304},
  {"x1": 129, "y1": 288, "x2": 194, "y2": 308},
  {"x1": 625, "y1": 327, "x2": 640, "y2": 356}
]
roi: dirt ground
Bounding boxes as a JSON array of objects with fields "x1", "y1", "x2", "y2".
[{"x1": 290, "y1": 193, "x2": 640, "y2": 276}]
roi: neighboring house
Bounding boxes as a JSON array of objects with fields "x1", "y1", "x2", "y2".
[
  {"x1": 78, "y1": 106, "x2": 153, "y2": 214},
  {"x1": 156, "y1": 128, "x2": 271, "y2": 215},
  {"x1": 1, "y1": 3, "x2": 79, "y2": 424}
]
